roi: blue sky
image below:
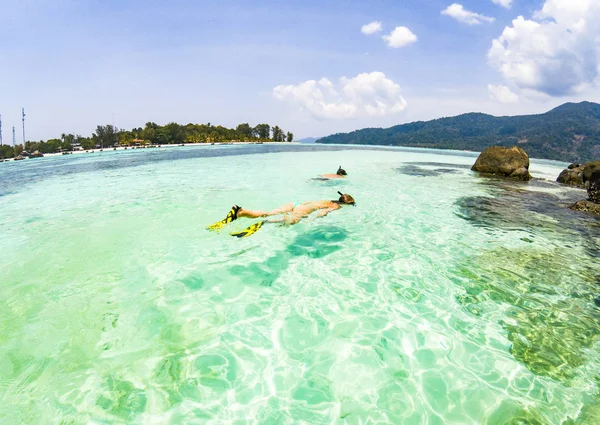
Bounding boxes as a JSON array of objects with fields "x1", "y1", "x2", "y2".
[{"x1": 0, "y1": 0, "x2": 598, "y2": 142}]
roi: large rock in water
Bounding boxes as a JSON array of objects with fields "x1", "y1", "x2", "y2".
[
  {"x1": 471, "y1": 146, "x2": 532, "y2": 181},
  {"x1": 557, "y1": 160, "x2": 600, "y2": 186}
]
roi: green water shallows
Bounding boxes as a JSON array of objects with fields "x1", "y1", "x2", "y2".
[{"x1": 0, "y1": 145, "x2": 599, "y2": 424}]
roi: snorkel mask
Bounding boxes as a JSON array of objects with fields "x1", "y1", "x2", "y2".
[
  {"x1": 336, "y1": 166, "x2": 347, "y2": 176},
  {"x1": 337, "y1": 191, "x2": 356, "y2": 205}
]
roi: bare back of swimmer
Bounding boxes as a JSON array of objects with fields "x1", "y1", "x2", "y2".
[{"x1": 319, "y1": 166, "x2": 347, "y2": 180}]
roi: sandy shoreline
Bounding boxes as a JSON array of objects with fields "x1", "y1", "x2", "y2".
[{"x1": 1, "y1": 142, "x2": 298, "y2": 162}]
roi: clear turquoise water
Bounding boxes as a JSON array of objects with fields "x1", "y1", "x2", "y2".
[{"x1": 1, "y1": 145, "x2": 599, "y2": 424}]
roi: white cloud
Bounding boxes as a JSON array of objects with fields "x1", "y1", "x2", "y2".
[
  {"x1": 488, "y1": 84, "x2": 519, "y2": 103},
  {"x1": 442, "y1": 4, "x2": 495, "y2": 25},
  {"x1": 488, "y1": 0, "x2": 600, "y2": 97},
  {"x1": 492, "y1": 0, "x2": 513, "y2": 8},
  {"x1": 272, "y1": 72, "x2": 408, "y2": 120},
  {"x1": 361, "y1": 21, "x2": 382, "y2": 35},
  {"x1": 382, "y1": 26, "x2": 417, "y2": 48}
]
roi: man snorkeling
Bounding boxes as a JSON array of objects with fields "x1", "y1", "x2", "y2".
[
  {"x1": 319, "y1": 166, "x2": 347, "y2": 179},
  {"x1": 207, "y1": 191, "x2": 356, "y2": 237}
]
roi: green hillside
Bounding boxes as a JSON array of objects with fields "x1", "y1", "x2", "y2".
[{"x1": 316, "y1": 102, "x2": 600, "y2": 162}]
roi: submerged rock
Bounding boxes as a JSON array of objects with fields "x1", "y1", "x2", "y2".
[
  {"x1": 396, "y1": 164, "x2": 460, "y2": 177},
  {"x1": 557, "y1": 160, "x2": 600, "y2": 187},
  {"x1": 451, "y1": 247, "x2": 600, "y2": 384},
  {"x1": 570, "y1": 200, "x2": 600, "y2": 216},
  {"x1": 455, "y1": 177, "x2": 600, "y2": 256},
  {"x1": 471, "y1": 146, "x2": 532, "y2": 181}
]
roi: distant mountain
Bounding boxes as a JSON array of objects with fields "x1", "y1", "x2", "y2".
[
  {"x1": 297, "y1": 137, "x2": 320, "y2": 144},
  {"x1": 317, "y1": 102, "x2": 600, "y2": 162}
]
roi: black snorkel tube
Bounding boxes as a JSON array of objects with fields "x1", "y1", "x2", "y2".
[{"x1": 336, "y1": 166, "x2": 347, "y2": 176}]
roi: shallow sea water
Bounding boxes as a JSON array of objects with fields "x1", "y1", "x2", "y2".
[{"x1": 0, "y1": 144, "x2": 599, "y2": 424}]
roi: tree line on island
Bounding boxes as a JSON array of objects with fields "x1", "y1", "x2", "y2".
[{"x1": 0, "y1": 121, "x2": 294, "y2": 159}]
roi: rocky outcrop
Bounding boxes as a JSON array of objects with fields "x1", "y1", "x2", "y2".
[
  {"x1": 588, "y1": 170, "x2": 600, "y2": 203},
  {"x1": 557, "y1": 166, "x2": 584, "y2": 186},
  {"x1": 569, "y1": 170, "x2": 600, "y2": 216},
  {"x1": 471, "y1": 146, "x2": 532, "y2": 181},
  {"x1": 583, "y1": 161, "x2": 600, "y2": 183},
  {"x1": 557, "y1": 161, "x2": 600, "y2": 186}
]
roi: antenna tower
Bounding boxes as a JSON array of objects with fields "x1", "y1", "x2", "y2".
[
  {"x1": 13, "y1": 127, "x2": 16, "y2": 146},
  {"x1": 22, "y1": 108, "x2": 26, "y2": 148}
]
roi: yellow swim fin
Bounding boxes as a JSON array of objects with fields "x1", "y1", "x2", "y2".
[
  {"x1": 207, "y1": 205, "x2": 241, "y2": 231},
  {"x1": 231, "y1": 221, "x2": 265, "y2": 238}
]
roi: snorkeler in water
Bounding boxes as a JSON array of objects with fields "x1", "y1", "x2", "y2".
[
  {"x1": 318, "y1": 166, "x2": 347, "y2": 180},
  {"x1": 207, "y1": 192, "x2": 356, "y2": 237}
]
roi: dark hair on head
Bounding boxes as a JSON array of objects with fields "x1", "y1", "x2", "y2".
[
  {"x1": 336, "y1": 166, "x2": 347, "y2": 176},
  {"x1": 337, "y1": 191, "x2": 355, "y2": 205}
]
